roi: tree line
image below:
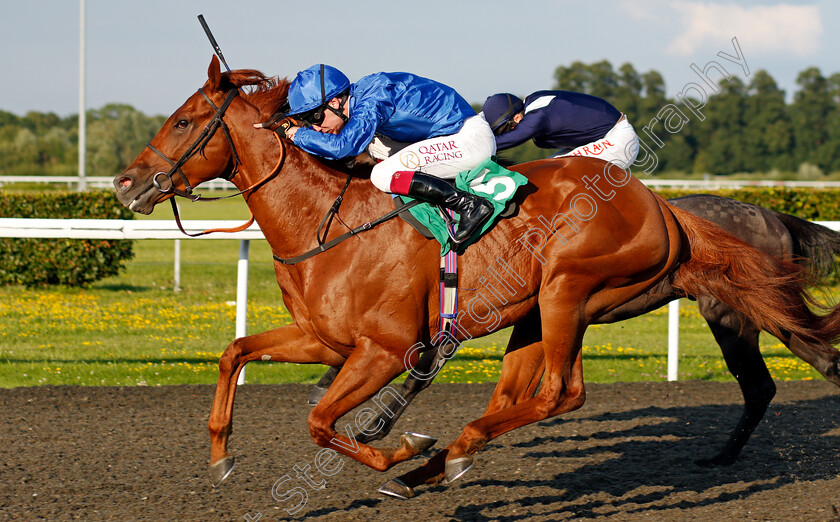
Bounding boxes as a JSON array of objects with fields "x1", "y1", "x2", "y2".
[
  {"x1": 0, "y1": 105, "x2": 165, "y2": 178},
  {"x1": 2, "y1": 60, "x2": 839, "y2": 177},
  {"x1": 490, "y1": 61, "x2": 840, "y2": 176}
]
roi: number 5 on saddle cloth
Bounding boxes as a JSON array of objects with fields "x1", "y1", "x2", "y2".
[
  {"x1": 396, "y1": 157, "x2": 528, "y2": 256},
  {"x1": 394, "y1": 158, "x2": 528, "y2": 356}
]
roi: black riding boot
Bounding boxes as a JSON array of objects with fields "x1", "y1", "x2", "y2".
[{"x1": 406, "y1": 172, "x2": 494, "y2": 244}]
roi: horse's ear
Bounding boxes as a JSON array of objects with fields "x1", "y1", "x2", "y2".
[{"x1": 208, "y1": 55, "x2": 221, "y2": 90}]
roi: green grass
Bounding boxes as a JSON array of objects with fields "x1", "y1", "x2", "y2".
[{"x1": 0, "y1": 193, "x2": 829, "y2": 387}]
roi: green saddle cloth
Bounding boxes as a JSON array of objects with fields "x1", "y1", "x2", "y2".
[{"x1": 404, "y1": 158, "x2": 529, "y2": 255}]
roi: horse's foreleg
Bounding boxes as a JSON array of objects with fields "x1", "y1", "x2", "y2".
[
  {"x1": 696, "y1": 298, "x2": 774, "y2": 467},
  {"x1": 209, "y1": 324, "x2": 345, "y2": 486},
  {"x1": 354, "y1": 342, "x2": 443, "y2": 444},
  {"x1": 308, "y1": 365, "x2": 342, "y2": 405},
  {"x1": 307, "y1": 337, "x2": 435, "y2": 473}
]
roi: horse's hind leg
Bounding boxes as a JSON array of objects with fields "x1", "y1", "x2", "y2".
[
  {"x1": 363, "y1": 311, "x2": 544, "y2": 449},
  {"x1": 786, "y1": 334, "x2": 840, "y2": 386},
  {"x1": 483, "y1": 309, "x2": 545, "y2": 414},
  {"x1": 209, "y1": 324, "x2": 345, "y2": 486},
  {"x1": 378, "y1": 314, "x2": 546, "y2": 499},
  {"x1": 384, "y1": 298, "x2": 587, "y2": 497},
  {"x1": 696, "y1": 297, "x2": 775, "y2": 467},
  {"x1": 385, "y1": 347, "x2": 585, "y2": 498}
]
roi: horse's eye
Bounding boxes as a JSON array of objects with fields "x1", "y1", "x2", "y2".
[{"x1": 175, "y1": 119, "x2": 189, "y2": 129}]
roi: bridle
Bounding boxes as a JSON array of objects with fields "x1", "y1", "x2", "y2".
[
  {"x1": 144, "y1": 87, "x2": 285, "y2": 237},
  {"x1": 141, "y1": 83, "x2": 419, "y2": 259},
  {"x1": 146, "y1": 88, "x2": 241, "y2": 201}
]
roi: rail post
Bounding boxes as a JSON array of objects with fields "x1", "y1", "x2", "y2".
[
  {"x1": 668, "y1": 299, "x2": 680, "y2": 381},
  {"x1": 236, "y1": 239, "x2": 250, "y2": 384}
]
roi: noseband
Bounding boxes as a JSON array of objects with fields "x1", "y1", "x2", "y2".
[{"x1": 146, "y1": 88, "x2": 242, "y2": 201}]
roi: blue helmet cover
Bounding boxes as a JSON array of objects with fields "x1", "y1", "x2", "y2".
[{"x1": 287, "y1": 64, "x2": 351, "y2": 115}]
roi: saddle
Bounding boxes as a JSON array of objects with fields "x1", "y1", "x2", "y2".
[
  {"x1": 394, "y1": 194, "x2": 519, "y2": 240},
  {"x1": 393, "y1": 158, "x2": 528, "y2": 255}
]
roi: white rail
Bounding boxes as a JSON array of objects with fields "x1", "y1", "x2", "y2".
[
  {"x1": 2, "y1": 218, "x2": 839, "y2": 382},
  {"x1": 0, "y1": 218, "x2": 257, "y2": 384},
  {"x1": 641, "y1": 179, "x2": 840, "y2": 189},
  {"x1": 0, "y1": 218, "x2": 262, "y2": 239},
  {"x1": 5, "y1": 175, "x2": 840, "y2": 190},
  {"x1": 0, "y1": 176, "x2": 235, "y2": 191}
]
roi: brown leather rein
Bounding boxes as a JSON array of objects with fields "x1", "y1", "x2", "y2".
[
  {"x1": 146, "y1": 88, "x2": 286, "y2": 237},
  {"x1": 145, "y1": 87, "x2": 419, "y2": 262}
]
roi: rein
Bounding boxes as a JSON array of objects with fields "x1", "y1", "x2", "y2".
[
  {"x1": 147, "y1": 89, "x2": 242, "y2": 200},
  {"x1": 147, "y1": 85, "x2": 420, "y2": 256},
  {"x1": 168, "y1": 135, "x2": 288, "y2": 238},
  {"x1": 272, "y1": 198, "x2": 421, "y2": 265},
  {"x1": 146, "y1": 87, "x2": 283, "y2": 237}
]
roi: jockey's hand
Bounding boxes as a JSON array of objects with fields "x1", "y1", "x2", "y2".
[
  {"x1": 252, "y1": 116, "x2": 298, "y2": 142},
  {"x1": 281, "y1": 121, "x2": 300, "y2": 140},
  {"x1": 353, "y1": 151, "x2": 378, "y2": 167}
]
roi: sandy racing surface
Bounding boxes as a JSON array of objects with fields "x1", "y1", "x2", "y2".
[{"x1": 1, "y1": 381, "x2": 839, "y2": 521}]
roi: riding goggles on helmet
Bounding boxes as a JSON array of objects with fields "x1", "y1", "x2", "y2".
[
  {"x1": 295, "y1": 103, "x2": 333, "y2": 127},
  {"x1": 483, "y1": 93, "x2": 525, "y2": 136},
  {"x1": 287, "y1": 64, "x2": 350, "y2": 127}
]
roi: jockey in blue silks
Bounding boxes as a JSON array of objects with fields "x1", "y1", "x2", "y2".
[
  {"x1": 482, "y1": 91, "x2": 640, "y2": 169},
  {"x1": 282, "y1": 64, "x2": 496, "y2": 244}
]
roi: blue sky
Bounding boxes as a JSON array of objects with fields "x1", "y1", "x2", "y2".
[{"x1": 1, "y1": 0, "x2": 838, "y2": 117}]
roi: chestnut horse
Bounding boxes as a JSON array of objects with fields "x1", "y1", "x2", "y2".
[
  {"x1": 114, "y1": 57, "x2": 840, "y2": 498},
  {"x1": 311, "y1": 195, "x2": 840, "y2": 469}
]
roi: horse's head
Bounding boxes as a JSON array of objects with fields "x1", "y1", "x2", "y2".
[{"x1": 114, "y1": 56, "x2": 239, "y2": 214}]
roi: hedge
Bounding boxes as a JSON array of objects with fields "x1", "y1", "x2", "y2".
[
  {"x1": 0, "y1": 191, "x2": 134, "y2": 287},
  {"x1": 652, "y1": 187, "x2": 840, "y2": 221}
]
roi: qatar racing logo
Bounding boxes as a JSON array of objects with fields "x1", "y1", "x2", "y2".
[{"x1": 399, "y1": 150, "x2": 422, "y2": 170}]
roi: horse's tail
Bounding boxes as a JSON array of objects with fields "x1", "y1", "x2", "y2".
[
  {"x1": 667, "y1": 203, "x2": 840, "y2": 347},
  {"x1": 772, "y1": 210, "x2": 840, "y2": 280}
]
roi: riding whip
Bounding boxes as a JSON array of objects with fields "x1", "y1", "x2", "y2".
[{"x1": 197, "y1": 14, "x2": 231, "y2": 72}]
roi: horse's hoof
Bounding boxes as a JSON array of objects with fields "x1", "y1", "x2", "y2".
[
  {"x1": 210, "y1": 456, "x2": 236, "y2": 487},
  {"x1": 444, "y1": 455, "x2": 473, "y2": 483},
  {"x1": 307, "y1": 385, "x2": 329, "y2": 406},
  {"x1": 378, "y1": 478, "x2": 414, "y2": 499},
  {"x1": 400, "y1": 432, "x2": 438, "y2": 453}
]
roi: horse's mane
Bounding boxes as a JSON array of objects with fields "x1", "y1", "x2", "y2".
[{"x1": 221, "y1": 69, "x2": 290, "y2": 117}]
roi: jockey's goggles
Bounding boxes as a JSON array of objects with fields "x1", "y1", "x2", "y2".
[
  {"x1": 493, "y1": 119, "x2": 517, "y2": 136},
  {"x1": 293, "y1": 94, "x2": 350, "y2": 128},
  {"x1": 295, "y1": 105, "x2": 328, "y2": 127}
]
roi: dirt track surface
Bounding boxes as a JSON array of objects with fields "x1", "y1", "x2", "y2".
[{"x1": 1, "y1": 381, "x2": 839, "y2": 521}]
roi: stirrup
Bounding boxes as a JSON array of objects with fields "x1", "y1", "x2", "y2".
[{"x1": 436, "y1": 205, "x2": 458, "y2": 227}]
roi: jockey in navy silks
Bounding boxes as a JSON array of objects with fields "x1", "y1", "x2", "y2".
[
  {"x1": 481, "y1": 91, "x2": 640, "y2": 169},
  {"x1": 282, "y1": 64, "x2": 496, "y2": 244}
]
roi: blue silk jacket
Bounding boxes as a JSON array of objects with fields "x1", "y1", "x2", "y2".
[{"x1": 293, "y1": 71, "x2": 476, "y2": 159}]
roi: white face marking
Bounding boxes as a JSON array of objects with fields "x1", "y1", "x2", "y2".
[{"x1": 261, "y1": 355, "x2": 271, "y2": 361}]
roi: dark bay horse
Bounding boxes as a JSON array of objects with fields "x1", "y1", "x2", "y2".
[
  {"x1": 114, "y1": 57, "x2": 840, "y2": 497},
  {"x1": 311, "y1": 195, "x2": 840, "y2": 469}
]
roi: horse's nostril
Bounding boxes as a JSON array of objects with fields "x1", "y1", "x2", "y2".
[{"x1": 119, "y1": 177, "x2": 133, "y2": 189}]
